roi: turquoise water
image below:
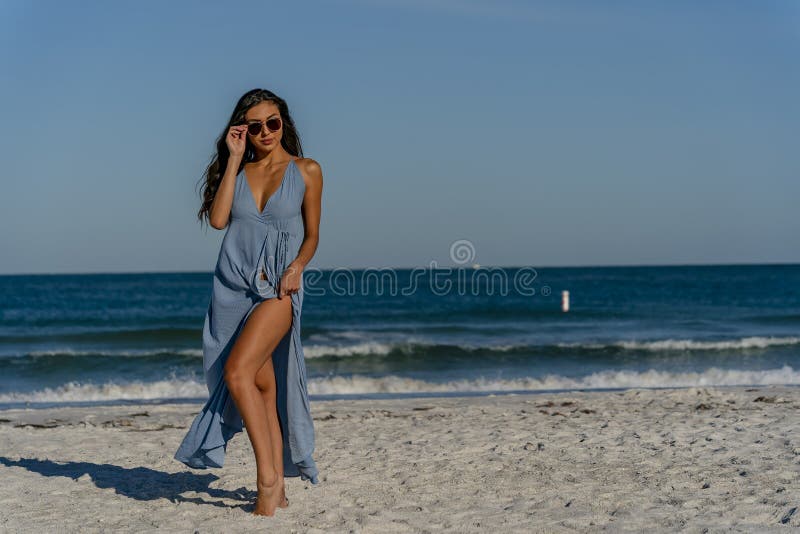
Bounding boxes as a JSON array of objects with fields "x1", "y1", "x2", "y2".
[{"x1": 1, "y1": 264, "x2": 799, "y2": 408}]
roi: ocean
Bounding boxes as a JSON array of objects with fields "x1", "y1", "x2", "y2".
[{"x1": 1, "y1": 264, "x2": 798, "y2": 409}]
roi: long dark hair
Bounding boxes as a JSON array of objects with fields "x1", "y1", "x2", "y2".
[{"x1": 196, "y1": 88, "x2": 303, "y2": 226}]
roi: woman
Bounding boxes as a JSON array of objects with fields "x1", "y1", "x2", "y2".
[{"x1": 174, "y1": 88, "x2": 323, "y2": 516}]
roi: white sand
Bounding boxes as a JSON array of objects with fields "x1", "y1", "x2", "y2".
[{"x1": 1, "y1": 385, "x2": 798, "y2": 532}]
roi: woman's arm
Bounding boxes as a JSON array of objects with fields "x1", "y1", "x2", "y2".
[
  {"x1": 293, "y1": 158, "x2": 323, "y2": 269},
  {"x1": 209, "y1": 124, "x2": 247, "y2": 230},
  {"x1": 208, "y1": 154, "x2": 242, "y2": 230},
  {"x1": 278, "y1": 158, "x2": 323, "y2": 298}
]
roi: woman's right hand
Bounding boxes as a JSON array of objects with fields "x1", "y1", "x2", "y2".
[{"x1": 226, "y1": 124, "x2": 248, "y2": 158}]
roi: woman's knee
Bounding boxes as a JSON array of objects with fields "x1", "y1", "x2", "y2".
[
  {"x1": 255, "y1": 359, "x2": 277, "y2": 395},
  {"x1": 223, "y1": 362, "x2": 252, "y2": 392}
]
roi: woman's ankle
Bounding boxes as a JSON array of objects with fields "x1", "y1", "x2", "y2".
[{"x1": 257, "y1": 470, "x2": 279, "y2": 487}]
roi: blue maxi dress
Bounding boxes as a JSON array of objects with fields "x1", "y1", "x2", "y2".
[{"x1": 174, "y1": 158, "x2": 319, "y2": 484}]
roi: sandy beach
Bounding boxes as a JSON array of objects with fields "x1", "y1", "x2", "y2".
[{"x1": 1, "y1": 385, "x2": 798, "y2": 532}]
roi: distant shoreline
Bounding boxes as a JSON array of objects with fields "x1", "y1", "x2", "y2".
[{"x1": 3, "y1": 382, "x2": 800, "y2": 411}]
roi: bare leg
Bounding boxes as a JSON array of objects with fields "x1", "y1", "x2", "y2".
[
  {"x1": 255, "y1": 353, "x2": 288, "y2": 507},
  {"x1": 224, "y1": 296, "x2": 292, "y2": 516}
]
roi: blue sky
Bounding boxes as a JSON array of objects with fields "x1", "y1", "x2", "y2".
[{"x1": 1, "y1": 0, "x2": 798, "y2": 274}]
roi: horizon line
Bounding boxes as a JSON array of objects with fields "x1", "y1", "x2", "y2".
[{"x1": 2, "y1": 260, "x2": 799, "y2": 277}]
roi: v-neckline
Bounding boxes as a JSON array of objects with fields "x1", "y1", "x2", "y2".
[{"x1": 241, "y1": 159, "x2": 294, "y2": 214}]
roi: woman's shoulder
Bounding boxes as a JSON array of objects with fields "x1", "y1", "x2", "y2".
[{"x1": 293, "y1": 157, "x2": 323, "y2": 188}]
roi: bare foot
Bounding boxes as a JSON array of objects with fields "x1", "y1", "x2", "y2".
[
  {"x1": 279, "y1": 484, "x2": 289, "y2": 508},
  {"x1": 252, "y1": 478, "x2": 286, "y2": 516}
]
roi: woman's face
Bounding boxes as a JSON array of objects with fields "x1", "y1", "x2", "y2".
[{"x1": 244, "y1": 100, "x2": 283, "y2": 154}]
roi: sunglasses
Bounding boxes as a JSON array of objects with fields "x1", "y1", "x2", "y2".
[{"x1": 244, "y1": 117, "x2": 282, "y2": 136}]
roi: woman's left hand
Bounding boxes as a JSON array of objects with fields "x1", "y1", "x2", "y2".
[{"x1": 278, "y1": 262, "x2": 303, "y2": 298}]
